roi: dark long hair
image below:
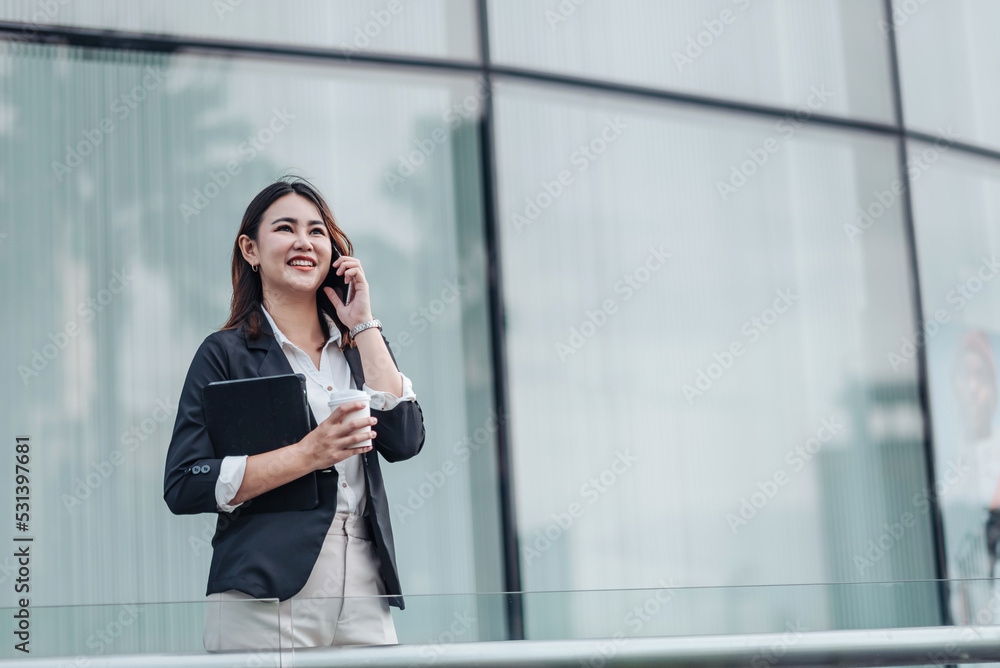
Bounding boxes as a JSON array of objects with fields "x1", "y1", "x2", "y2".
[{"x1": 220, "y1": 176, "x2": 355, "y2": 353}]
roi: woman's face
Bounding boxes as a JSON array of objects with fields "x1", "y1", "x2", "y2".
[{"x1": 249, "y1": 193, "x2": 333, "y2": 301}]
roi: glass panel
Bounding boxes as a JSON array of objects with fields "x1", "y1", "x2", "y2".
[
  {"x1": 1, "y1": 600, "x2": 276, "y2": 658},
  {"x1": 906, "y1": 139, "x2": 1000, "y2": 625},
  {"x1": 494, "y1": 79, "x2": 934, "y2": 637},
  {"x1": 0, "y1": 583, "x2": 992, "y2": 659},
  {"x1": 0, "y1": 41, "x2": 502, "y2": 637},
  {"x1": 488, "y1": 0, "x2": 894, "y2": 123},
  {"x1": 894, "y1": 0, "x2": 1000, "y2": 152},
  {"x1": 0, "y1": 0, "x2": 479, "y2": 62}
]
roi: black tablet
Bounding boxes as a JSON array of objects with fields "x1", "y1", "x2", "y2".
[{"x1": 203, "y1": 373, "x2": 318, "y2": 514}]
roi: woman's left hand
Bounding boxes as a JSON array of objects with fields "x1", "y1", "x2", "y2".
[{"x1": 324, "y1": 255, "x2": 374, "y2": 330}]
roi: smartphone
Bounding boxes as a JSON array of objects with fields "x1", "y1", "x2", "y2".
[{"x1": 321, "y1": 248, "x2": 353, "y2": 306}]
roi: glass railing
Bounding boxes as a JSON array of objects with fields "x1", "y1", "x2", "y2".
[{"x1": 3, "y1": 580, "x2": 1000, "y2": 664}]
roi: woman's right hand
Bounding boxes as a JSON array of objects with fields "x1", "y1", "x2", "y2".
[{"x1": 297, "y1": 401, "x2": 377, "y2": 471}]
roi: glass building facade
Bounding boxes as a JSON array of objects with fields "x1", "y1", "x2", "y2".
[{"x1": 1, "y1": 0, "x2": 999, "y2": 658}]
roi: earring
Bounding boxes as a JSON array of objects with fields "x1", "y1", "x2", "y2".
[{"x1": 252, "y1": 263, "x2": 258, "y2": 273}]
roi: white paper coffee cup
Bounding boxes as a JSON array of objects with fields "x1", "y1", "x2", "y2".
[{"x1": 327, "y1": 390, "x2": 372, "y2": 448}]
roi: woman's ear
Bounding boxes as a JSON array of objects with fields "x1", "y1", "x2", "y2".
[{"x1": 237, "y1": 234, "x2": 257, "y2": 265}]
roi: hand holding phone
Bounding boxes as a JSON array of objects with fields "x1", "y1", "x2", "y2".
[{"x1": 321, "y1": 248, "x2": 354, "y2": 307}]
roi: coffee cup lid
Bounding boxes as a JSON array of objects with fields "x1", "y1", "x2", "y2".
[{"x1": 328, "y1": 389, "x2": 369, "y2": 406}]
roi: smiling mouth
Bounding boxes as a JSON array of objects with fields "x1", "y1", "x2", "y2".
[{"x1": 288, "y1": 260, "x2": 316, "y2": 270}]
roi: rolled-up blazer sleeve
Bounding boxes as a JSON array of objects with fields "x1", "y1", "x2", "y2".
[
  {"x1": 369, "y1": 333, "x2": 425, "y2": 464},
  {"x1": 163, "y1": 333, "x2": 230, "y2": 515}
]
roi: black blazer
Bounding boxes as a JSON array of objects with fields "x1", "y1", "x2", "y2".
[{"x1": 162, "y1": 305, "x2": 425, "y2": 609}]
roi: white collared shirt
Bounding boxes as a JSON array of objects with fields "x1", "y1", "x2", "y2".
[{"x1": 214, "y1": 305, "x2": 416, "y2": 515}]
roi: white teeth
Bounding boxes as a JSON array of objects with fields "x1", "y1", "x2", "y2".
[{"x1": 289, "y1": 260, "x2": 314, "y2": 267}]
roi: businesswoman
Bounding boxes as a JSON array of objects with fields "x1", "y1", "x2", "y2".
[{"x1": 163, "y1": 177, "x2": 425, "y2": 650}]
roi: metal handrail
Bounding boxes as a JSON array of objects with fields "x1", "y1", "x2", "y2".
[{"x1": 4, "y1": 625, "x2": 1000, "y2": 667}]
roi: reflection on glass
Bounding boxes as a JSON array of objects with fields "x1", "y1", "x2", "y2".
[
  {"x1": 908, "y1": 142, "x2": 1000, "y2": 624},
  {"x1": 894, "y1": 0, "x2": 1000, "y2": 152},
  {"x1": 0, "y1": 0, "x2": 480, "y2": 61},
  {"x1": 494, "y1": 79, "x2": 934, "y2": 637},
  {"x1": 489, "y1": 0, "x2": 894, "y2": 122},
  {"x1": 0, "y1": 42, "x2": 500, "y2": 647}
]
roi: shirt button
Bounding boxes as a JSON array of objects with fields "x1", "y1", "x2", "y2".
[
  {"x1": 327, "y1": 386, "x2": 333, "y2": 391},
  {"x1": 342, "y1": 482, "x2": 347, "y2": 488}
]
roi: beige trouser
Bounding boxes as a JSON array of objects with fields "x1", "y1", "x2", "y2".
[{"x1": 203, "y1": 511, "x2": 398, "y2": 651}]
